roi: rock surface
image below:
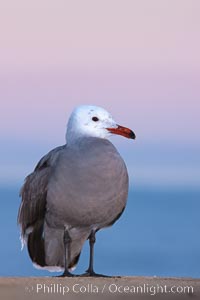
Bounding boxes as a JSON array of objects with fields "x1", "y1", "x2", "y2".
[{"x1": 0, "y1": 276, "x2": 199, "y2": 300}]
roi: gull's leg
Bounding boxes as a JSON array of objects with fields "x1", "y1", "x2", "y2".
[
  {"x1": 81, "y1": 229, "x2": 110, "y2": 277},
  {"x1": 86, "y1": 229, "x2": 96, "y2": 275},
  {"x1": 58, "y1": 227, "x2": 75, "y2": 277}
]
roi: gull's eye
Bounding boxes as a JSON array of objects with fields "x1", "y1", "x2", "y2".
[{"x1": 92, "y1": 116, "x2": 99, "y2": 122}]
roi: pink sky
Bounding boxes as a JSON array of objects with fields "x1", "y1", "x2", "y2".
[
  {"x1": 1, "y1": 0, "x2": 200, "y2": 69},
  {"x1": 0, "y1": 0, "x2": 200, "y2": 186},
  {"x1": 0, "y1": 0, "x2": 199, "y2": 145}
]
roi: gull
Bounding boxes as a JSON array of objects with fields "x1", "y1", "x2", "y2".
[{"x1": 18, "y1": 105, "x2": 135, "y2": 277}]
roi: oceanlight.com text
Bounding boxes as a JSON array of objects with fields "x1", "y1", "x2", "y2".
[{"x1": 25, "y1": 283, "x2": 194, "y2": 296}]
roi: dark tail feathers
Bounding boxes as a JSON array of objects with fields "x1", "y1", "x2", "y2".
[{"x1": 27, "y1": 221, "x2": 46, "y2": 267}]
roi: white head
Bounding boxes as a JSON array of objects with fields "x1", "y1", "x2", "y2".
[{"x1": 66, "y1": 105, "x2": 135, "y2": 144}]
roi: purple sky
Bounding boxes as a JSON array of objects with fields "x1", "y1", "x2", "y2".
[{"x1": 0, "y1": 1, "x2": 199, "y2": 186}]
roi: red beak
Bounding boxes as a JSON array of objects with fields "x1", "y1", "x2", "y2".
[{"x1": 107, "y1": 125, "x2": 136, "y2": 140}]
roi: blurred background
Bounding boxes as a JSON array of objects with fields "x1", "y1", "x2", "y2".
[{"x1": 0, "y1": 0, "x2": 199, "y2": 277}]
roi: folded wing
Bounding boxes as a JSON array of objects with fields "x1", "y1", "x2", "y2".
[{"x1": 17, "y1": 145, "x2": 65, "y2": 265}]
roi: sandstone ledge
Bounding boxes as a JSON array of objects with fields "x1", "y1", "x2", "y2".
[{"x1": 0, "y1": 276, "x2": 199, "y2": 300}]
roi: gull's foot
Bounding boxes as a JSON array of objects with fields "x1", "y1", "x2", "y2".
[
  {"x1": 56, "y1": 271, "x2": 77, "y2": 277},
  {"x1": 80, "y1": 271, "x2": 111, "y2": 278}
]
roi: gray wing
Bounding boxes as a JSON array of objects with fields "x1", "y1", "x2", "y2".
[{"x1": 18, "y1": 145, "x2": 65, "y2": 241}]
